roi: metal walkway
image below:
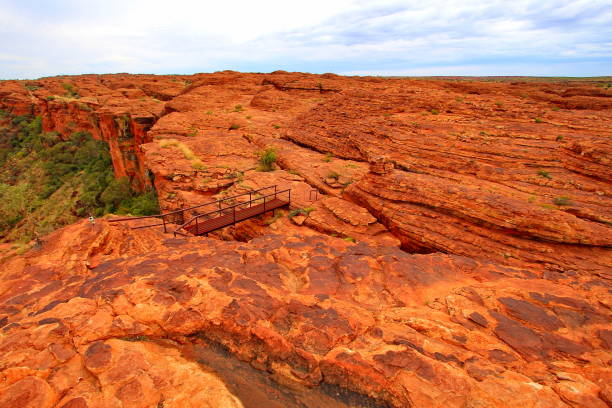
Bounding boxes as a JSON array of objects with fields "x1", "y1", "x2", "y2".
[{"x1": 110, "y1": 185, "x2": 290, "y2": 237}]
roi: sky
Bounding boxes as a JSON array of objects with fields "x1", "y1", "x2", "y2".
[{"x1": 0, "y1": 0, "x2": 611, "y2": 79}]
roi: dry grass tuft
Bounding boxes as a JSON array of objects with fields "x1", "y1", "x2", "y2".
[{"x1": 158, "y1": 139, "x2": 202, "y2": 169}]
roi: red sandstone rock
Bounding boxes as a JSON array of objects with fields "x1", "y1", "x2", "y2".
[
  {"x1": 0, "y1": 221, "x2": 610, "y2": 407},
  {"x1": 1, "y1": 73, "x2": 611, "y2": 407}
]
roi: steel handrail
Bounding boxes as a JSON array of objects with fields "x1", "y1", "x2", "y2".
[
  {"x1": 176, "y1": 188, "x2": 290, "y2": 230},
  {"x1": 110, "y1": 185, "x2": 279, "y2": 222},
  {"x1": 174, "y1": 188, "x2": 290, "y2": 236}
]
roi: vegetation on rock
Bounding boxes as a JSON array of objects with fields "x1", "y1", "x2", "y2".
[
  {"x1": 0, "y1": 114, "x2": 158, "y2": 242},
  {"x1": 257, "y1": 147, "x2": 277, "y2": 172}
]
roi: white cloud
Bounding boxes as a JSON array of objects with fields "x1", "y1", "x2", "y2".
[{"x1": 0, "y1": 0, "x2": 610, "y2": 78}]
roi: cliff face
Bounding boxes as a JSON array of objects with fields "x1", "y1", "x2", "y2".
[
  {"x1": 0, "y1": 74, "x2": 186, "y2": 190},
  {"x1": 0, "y1": 73, "x2": 611, "y2": 407}
]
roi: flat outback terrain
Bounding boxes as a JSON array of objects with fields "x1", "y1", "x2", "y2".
[{"x1": 0, "y1": 72, "x2": 610, "y2": 407}]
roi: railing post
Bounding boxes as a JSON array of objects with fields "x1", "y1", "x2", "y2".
[
  {"x1": 249, "y1": 192, "x2": 252, "y2": 207},
  {"x1": 264, "y1": 195, "x2": 266, "y2": 214},
  {"x1": 195, "y1": 217, "x2": 198, "y2": 235},
  {"x1": 274, "y1": 185, "x2": 277, "y2": 200},
  {"x1": 162, "y1": 216, "x2": 167, "y2": 233},
  {"x1": 233, "y1": 206, "x2": 236, "y2": 225}
]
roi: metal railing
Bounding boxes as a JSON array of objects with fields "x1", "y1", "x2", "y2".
[
  {"x1": 110, "y1": 185, "x2": 284, "y2": 233},
  {"x1": 173, "y1": 188, "x2": 291, "y2": 237}
]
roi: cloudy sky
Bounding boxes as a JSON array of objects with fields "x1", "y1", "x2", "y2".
[{"x1": 1, "y1": 0, "x2": 611, "y2": 79}]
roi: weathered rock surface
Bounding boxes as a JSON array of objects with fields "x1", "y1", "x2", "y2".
[
  {"x1": 1, "y1": 73, "x2": 611, "y2": 407},
  {"x1": 2, "y1": 73, "x2": 610, "y2": 272},
  {"x1": 346, "y1": 169, "x2": 612, "y2": 274},
  {"x1": 1, "y1": 221, "x2": 610, "y2": 407}
]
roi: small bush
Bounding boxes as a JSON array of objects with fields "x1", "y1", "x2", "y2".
[
  {"x1": 537, "y1": 170, "x2": 552, "y2": 179},
  {"x1": 120, "y1": 335, "x2": 150, "y2": 342},
  {"x1": 101, "y1": 177, "x2": 132, "y2": 209},
  {"x1": 62, "y1": 82, "x2": 79, "y2": 98},
  {"x1": 343, "y1": 236, "x2": 356, "y2": 243},
  {"x1": 127, "y1": 191, "x2": 159, "y2": 216},
  {"x1": 553, "y1": 196, "x2": 572, "y2": 206},
  {"x1": 534, "y1": 117, "x2": 543, "y2": 123},
  {"x1": 552, "y1": 107, "x2": 560, "y2": 112},
  {"x1": 287, "y1": 207, "x2": 315, "y2": 219},
  {"x1": 257, "y1": 147, "x2": 277, "y2": 172},
  {"x1": 233, "y1": 104, "x2": 243, "y2": 112},
  {"x1": 556, "y1": 135, "x2": 564, "y2": 141},
  {"x1": 273, "y1": 124, "x2": 281, "y2": 129},
  {"x1": 430, "y1": 109, "x2": 440, "y2": 115},
  {"x1": 327, "y1": 171, "x2": 340, "y2": 179},
  {"x1": 323, "y1": 152, "x2": 334, "y2": 162},
  {"x1": 264, "y1": 209, "x2": 284, "y2": 225},
  {"x1": 229, "y1": 123, "x2": 240, "y2": 130}
]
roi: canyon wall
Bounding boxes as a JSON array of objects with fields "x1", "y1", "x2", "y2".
[{"x1": 0, "y1": 74, "x2": 187, "y2": 190}]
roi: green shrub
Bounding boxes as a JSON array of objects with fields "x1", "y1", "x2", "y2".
[
  {"x1": 101, "y1": 177, "x2": 132, "y2": 209},
  {"x1": 229, "y1": 123, "x2": 240, "y2": 130},
  {"x1": 430, "y1": 109, "x2": 440, "y2": 115},
  {"x1": 323, "y1": 152, "x2": 334, "y2": 162},
  {"x1": 0, "y1": 183, "x2": 37, "y2": 231},
  {"x1": 287, "y1": 207, "x2": 315, "y2": 219},
  {"x1": 537, "y1": 170, "x2": 552, "y2": 179},
  {"x1": 233, "y1": 104, "x2": 243, "y2": 112},
  {"x1": 124, "y1": 191, "x2": 160, "y2": 216},
  {"x1": 264, "y1": 209, "x2": 284, "y2": 225},
  {"x1": 257, "y1": 147, "x2": 277, "y2": 172},
  {"x1": 62, "y1": 82, "x2": 79, "y2": 98},
  {"x1": 534, "y1": 117, "x2": 543, "y2": 123},
  {"x1": 552, "y1": 196, "x2": 571, "y2": 206}
]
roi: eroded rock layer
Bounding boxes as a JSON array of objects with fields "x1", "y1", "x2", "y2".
[
  {"x1": 1, "y1": 73, "x2": 611, "y2": 407},
  {"x1": 0, "y1": 221, "x2": 610, "y2": 407},
  {"x1": 1, "y1": 72, "x2": 609, "y2": 270}
]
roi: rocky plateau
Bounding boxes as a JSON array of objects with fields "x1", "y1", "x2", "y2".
[{"x1": 0, "y1": 72, "x2": 610, "y2": 407}]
